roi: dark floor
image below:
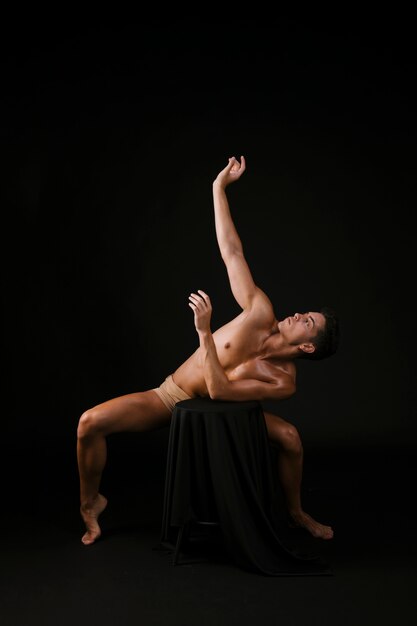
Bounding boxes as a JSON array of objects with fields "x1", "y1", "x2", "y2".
[{"x1": 1, "y1": 444, "x2": 416, "y2": 626}]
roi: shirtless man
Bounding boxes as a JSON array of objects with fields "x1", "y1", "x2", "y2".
[{"x1": 77, "y1": 155, "x2": 339, "y2": 546}]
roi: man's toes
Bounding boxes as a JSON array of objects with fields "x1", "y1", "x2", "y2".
[
  {"x1": 320, "y1": 526, "x2": 333, "y2": 540},
  {"x1": 81, "y1": 529, "x2": 100, "y2": 545}
]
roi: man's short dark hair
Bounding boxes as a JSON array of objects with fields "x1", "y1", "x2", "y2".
[{"x1": 299, "y1": 306, "x2": 340, "y2": 361}]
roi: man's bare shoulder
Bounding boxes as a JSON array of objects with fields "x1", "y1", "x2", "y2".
[
  {"x1": 262, "y1": 358, "x2": 296, "y2": 384},
  {"x1": 248, "y1": 287, "x2": 276, "y2": 323},
  {"x1": 266, "y1": 361, "x2": 297, "y2": 399},
  {"x1": 260, "y1": 357, "x2": 297, "y2": 397},
  {"x1": 209, "y1": 355, "x2": 297, "y2": 402},
  {"x1": 229, "y1": 356, "x2": 296, "y2": 390},
  {"x1": 274, "y1": 360, "x2": 296, "y2": 378}
]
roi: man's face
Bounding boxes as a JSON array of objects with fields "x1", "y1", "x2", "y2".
[{"x1": 278, "y1": 311, "x2": 326, "y2": 350}]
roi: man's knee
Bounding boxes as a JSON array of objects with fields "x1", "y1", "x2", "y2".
[
  {"x1": 77, "y1": 409, "x2": 102, "y2": 439},
  {"x1": 280, "y1": 423, "x2": 303, "y2": 454},
  {"x1": 269, "y1": 420, "x2": 302, "y2": 455}
]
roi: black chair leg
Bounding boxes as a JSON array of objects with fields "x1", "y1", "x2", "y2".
[{"x1": 172, "y1": 524, "x2": 187, "y2": 566}]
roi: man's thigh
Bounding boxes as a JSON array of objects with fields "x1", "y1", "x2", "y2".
[{"x1": 89, "y1": 389, "x2": 172, "y2": 435}]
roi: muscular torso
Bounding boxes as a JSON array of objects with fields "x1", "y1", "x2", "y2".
[{"x1": 172, "y1": 300, "x2": 296, "y2": 398}]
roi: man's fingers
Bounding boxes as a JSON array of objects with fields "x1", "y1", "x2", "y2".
[
  {"x1": 189, "y1": 291, "x2": 211, "y2": 307},
  {"x1": 222, "y1": 157, "x2": 236, "y2": 174},
  {"x1": 197, "y1": 290, "x2": 210, "y2": 302},
  {"x1": 226, "y1": 156, "x2": 245, "y2": 178},
  {"x1": 189, "y1": 293, "x2": 203, "y2": 304}
]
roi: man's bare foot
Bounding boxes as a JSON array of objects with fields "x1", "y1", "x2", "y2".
[
  {"x1": 289, "y1": 510, "x2": 334, "y2": 540},
  {"x1": 80, "y1": 494, "x2": 108, "y2": 545}
]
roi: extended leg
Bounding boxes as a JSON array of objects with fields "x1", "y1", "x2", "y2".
[
  {"x1": 77, "y1": 389, "x2": 171, "y2": 545},
  {"x1": 263, "y1": 412, "x2": 333, "y2": 540}
]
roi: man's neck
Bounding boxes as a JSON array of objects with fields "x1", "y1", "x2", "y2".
[{"x1": 260, "y1": 322, "x2": 296, "y2": 362}]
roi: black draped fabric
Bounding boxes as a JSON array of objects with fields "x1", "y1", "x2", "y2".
[{"x1": 158, "y1": 398, "x2": 331, "y2": 576}]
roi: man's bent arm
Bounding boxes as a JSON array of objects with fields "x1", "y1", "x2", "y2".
[
  {"x1": 189, "y1": 290, "x2": 294, "y2": 402},
  {"x1": 198, "y1": 329, "x2": 231, "y2": 396},
  {"x1": 199, "y1": 329, "x2": 295, "y2": 402}
]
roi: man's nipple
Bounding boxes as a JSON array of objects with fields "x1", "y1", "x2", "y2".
[{"x1": 224, "y1": 342, "x2": 231, "y2": 349}]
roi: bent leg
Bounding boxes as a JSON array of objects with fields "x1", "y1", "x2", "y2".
[
  {"x1": 77, "y1": 389, "x2": 171, "y2": 545},
  {"x1": 263, "y1": 411, "x2": 334, "y2": 540}
]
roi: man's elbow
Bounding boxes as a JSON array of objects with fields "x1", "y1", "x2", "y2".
[
  {"x1": 275, "y1": 383, "x2": 296, "y2": 401},
  {"x1": 207, "y1": 382, "x2": 228, "y2": 401},
  {"x1": 208, "y1": 388, "x2": 223, "y2": 401},
  {"x1": 221, "y1": 245, "x2": 243, "y2": 262}
]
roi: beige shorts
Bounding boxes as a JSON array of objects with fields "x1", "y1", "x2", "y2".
[{"x1": 152, "y1": 374, "x2": 192, "y2": 412}]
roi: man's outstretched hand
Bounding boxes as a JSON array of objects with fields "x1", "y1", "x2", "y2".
[
  {"x1": 213, "y1": 156, "x2": 246, "y2": 189},
  {"x1": 189, "y1": 290, "x2": 212, "y2": 334}
]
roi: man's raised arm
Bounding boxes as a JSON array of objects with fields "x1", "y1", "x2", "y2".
[{"x1": 213, "y1": 156, "x2": 266, "y2": 311}]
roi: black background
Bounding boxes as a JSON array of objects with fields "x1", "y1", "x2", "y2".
[
  {"x1": 1, "y1": 10, "x2": 416, "y2": 523},
  {"x1": 1, "y1": 11, "x2": 416, "y2": 626}
]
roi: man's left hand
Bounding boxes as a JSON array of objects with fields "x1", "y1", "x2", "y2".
[{"x1": 188, "y1": 290, "x2": 212, "y2": 334}]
